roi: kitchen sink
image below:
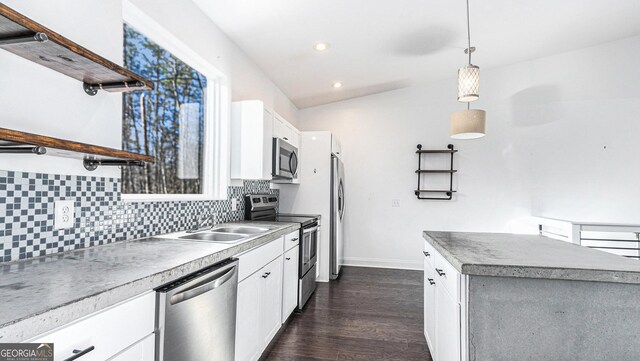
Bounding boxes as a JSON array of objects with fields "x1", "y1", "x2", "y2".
[
  {"x1": 211, "y1": 226, "x2": 270, "y2": 234},
  {"x1": 179, "y1": 232, "x2": 246, "y2": 243}
]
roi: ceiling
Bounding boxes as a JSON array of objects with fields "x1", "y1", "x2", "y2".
[{"x1": 193, "y1": 0, "x2": 640, "y2": 109}]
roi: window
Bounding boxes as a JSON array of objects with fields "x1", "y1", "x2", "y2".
[
  {"x1": 121, "y1": 1, "x2": 229, "y2": 200},
  {"x1": 123, "y1": 23, "x2": 206, "y2": 195}
]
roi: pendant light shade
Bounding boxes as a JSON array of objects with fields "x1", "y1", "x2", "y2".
[
  {"x1": 451, "y1": 109, "x2": 486, "y2": 139},
  {"x1": 457, "y1": 64, "x2": 480, "y2": 102},
  {"x1": 450, "y1": 0, "x2": 486, "y2": 140}
]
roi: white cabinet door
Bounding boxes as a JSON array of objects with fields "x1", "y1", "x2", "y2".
[
  {"x1": 331, "y1": 135, "x2": 342, "y2": 157},
  {"x1": 273, "y1": 115, "x2": 287, "y2": 140},
  {"x1": 230, "y1": 100, "x2": 273, "y2": 180},
  {"x1": 235, "y1": 271, "x2": 263, "y2": 361},
  {"x1": 435, "y1": 284, "x2": 461, "y2": 361},
  {"x1": 424, "y1": 259, "x2": 437, "y2": 355},
  {"x1": 285, "y1": 124, "x2": 300, "y2": 148},
  {"x1": 260, "y1": 256, "x2": 284, "y2": 346},
  {"x1": 107, "y1": 334, "x2": 154, "y2": 361},
  {"x1": 282, "y1": 245, "x2": 299, "y2": 323},
  {"x1": 273, "y1": 114, "x2": 299, "y2": 147}
]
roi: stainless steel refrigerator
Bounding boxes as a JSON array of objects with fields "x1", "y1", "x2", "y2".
[
  {"x1": 330, "y1": 154, "x2": 345, "y2": 280},
  {"x1": 278, "y1": 131, "x2": 344, "y2": 282}
]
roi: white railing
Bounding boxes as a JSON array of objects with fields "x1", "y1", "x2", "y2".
[{"x1": 532, "y1": 217, "x2": 640, "y2": 260}]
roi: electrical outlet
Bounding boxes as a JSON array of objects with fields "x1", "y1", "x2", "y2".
[
  {"x1": 392, "y1": 199, "x2": 400, "y2": 207},
  {"x1": 231, "y1": 198, "x2": 238, "y2": 212},
  {"x1": 55, "y1": 200, "x2": 75, "y2": 229}
]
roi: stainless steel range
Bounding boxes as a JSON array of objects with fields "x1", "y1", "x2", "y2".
[{"x1": 244, "y1": 194, "x2": 318, "y2": 309}]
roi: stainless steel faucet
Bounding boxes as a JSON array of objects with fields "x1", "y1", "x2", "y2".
[{"x1": 186, "y1": 213, "x2": 218, "y2": 233}]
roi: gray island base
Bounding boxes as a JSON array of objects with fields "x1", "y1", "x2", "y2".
[{"x1": 423, "y1": 231, "x2": 640, "y2": 361}]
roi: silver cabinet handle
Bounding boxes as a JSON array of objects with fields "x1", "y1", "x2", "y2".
[
  {"x1": 291, "y1": 237, "x2": 299, "y2": 242},
  {"x1": 423, "y1": 251, "x2": 430, "y2": 257},
  {"x1": 262, "y1": 272, "x2": 271, "y2": 278},
  {"x1": 170, "y1": 266, "x2": 237, "y2": 305},
  {"x1": 63, "y1": 346, "x2": 95, "y2": 361},
  {"x1": 286, "y1": 257, "x2": 291, "y2": 260},
  {"x1": 428, "y1": 278, "x2": 435, "y2": 285},
  {"x1": 435, "y1": 268, "x2": 445, "y2": 277}
]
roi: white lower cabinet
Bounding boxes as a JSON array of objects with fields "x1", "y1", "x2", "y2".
[
  {"x1": 424, "y1": 242, "x2": 466, "y2": 361},
  {"x1": 107, "y1": 333, "x2": 155, "y2": 361},
  {"x1": 424, "y1": 261, "x2": 437, "y2": 354},
  {"x1": 28, "y1": 292, "x2": 155, "y2": 361},
  {"x1": 235, "y1": 231, "x2": 300, "y2": 361},
  {"x1": 435, "y1": 284, "x2": 461, "y2": 361},
  {"x1": 260, "y1": 256, "x2": 284, "y2": 346},
  {"x1": 236, "y1": 269, "x2": 264, "y2": 361},
  {"x1": 282, "y1": 245, "x2": 300, "y2": 323}
]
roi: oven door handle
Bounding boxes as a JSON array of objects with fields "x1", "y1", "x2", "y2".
[{"x1": 303, "y1": 226, "x2": 319, "y2": 234}]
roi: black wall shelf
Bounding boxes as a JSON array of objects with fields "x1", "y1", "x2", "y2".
[{"x1": 415, "y1": 144, "x2": 457, "y2": 200}]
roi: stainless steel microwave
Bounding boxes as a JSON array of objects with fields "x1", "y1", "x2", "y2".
[{"x1": 272, "y1": 137, "x2": 298, "y2": 179}]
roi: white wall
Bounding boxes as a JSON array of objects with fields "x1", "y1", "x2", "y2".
[
  {"x1": 0, "y1": 0, "x2": 298, "y2": 177},
  {"x1": 0, "y1": 0, "x2": 123, "y2": 177},
  {"x1": 129, "y1": 0, "x2": 299, "y2": 123},
  {"x1": 298, "y1": 35, "x2": 640, "y2": 269}
]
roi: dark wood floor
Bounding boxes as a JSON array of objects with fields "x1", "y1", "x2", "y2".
[{"x1": 264, "y1": 266, "x2": 432, "y2": 361}]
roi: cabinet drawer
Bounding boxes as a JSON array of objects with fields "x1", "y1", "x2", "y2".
[
  {"x1": 284, "y1": 230, "x2": 300, "y2": 251},
  {"x1": 237, "y1": 237, "x2": 284, "y2": 282},
  {"x1": 433, "y1": 251, "x2": 461, "y2": 301},
  {"x1": 423, "y1": 241, "x2": 435, "y2": 269},
  {"x1": 29, "y1": 292, "x2": 155, "y2": 361}
]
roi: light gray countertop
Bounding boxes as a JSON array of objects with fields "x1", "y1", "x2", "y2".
[
  {"x1": 423, "y1": 231, "x2": 640, "y2": 284},
  {"x1": 0, "y1": 221, "x2": 299, "y2": 342}
]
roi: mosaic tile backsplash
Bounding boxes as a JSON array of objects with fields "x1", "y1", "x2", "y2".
[{"x1": 0, "y1": 170, "x2": 277, "y2": 263}]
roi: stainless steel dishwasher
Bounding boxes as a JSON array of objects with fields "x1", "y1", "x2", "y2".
[{"x1": 155, "y1": 258, "x2": 239, "y2": 361}]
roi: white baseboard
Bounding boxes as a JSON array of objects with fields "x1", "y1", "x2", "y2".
[{"x1": 342, "y1": 257, "x2": 423, "y2": 271}]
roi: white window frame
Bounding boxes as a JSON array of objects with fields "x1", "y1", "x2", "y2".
[{"x1": 122, "y1": 0, "x2": 230, "y2": 202}]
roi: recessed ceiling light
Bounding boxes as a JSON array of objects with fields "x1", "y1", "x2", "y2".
[
  {"x1": 332, "y1": 82, "x2": 342, "y2": 89},
  {"x1": 314, "y1": 42, "x2": 329, "y2": 51}
]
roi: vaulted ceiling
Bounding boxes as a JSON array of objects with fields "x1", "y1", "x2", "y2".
[{"x1": 193, "y1": 0, "x2": 640, "y2": 108}]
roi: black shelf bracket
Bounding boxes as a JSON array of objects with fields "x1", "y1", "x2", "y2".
[
  {"x1": 83, "y1": 81, "x2": 147, "y2": 96},
  {"x1": 415, "y1": 144, "x2": 457, "y2": 200},
  {"x1": 0, "y1": 32, "x2": 48, "y2": 46},
  {"x1": 83, "y1": 158, "x2": 145, "y2": 171},
  {"x1": 0, "y1": 145, "x2": 47, "y2": 154}
]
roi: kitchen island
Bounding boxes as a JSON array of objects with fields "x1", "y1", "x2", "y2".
[{"x1": 423, "y1": 231, "x2": 640, "y2": 361}]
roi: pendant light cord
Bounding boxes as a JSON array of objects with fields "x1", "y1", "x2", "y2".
[{"x1": 466, "y1": 0, "x2": 472, "y2": 65}]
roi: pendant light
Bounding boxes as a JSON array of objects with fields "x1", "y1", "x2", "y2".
[{"x1": 451, "y1": 0, "x2": 486, "y2": 139}]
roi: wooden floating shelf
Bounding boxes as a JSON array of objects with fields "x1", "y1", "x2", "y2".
[
  {"x1": 416, "y1": 149, "x2": 458, "y2": 154},
  {"x1": 0, "y1": 4, "x2": 153, "y2": 95},
  {"x1": 415, "y1": 170, "x2": 458, "y2": 174},
  {"x1": 0, "y1": 128, "x2": 154, "y2": 171},
  {"x1": 415, "y1": 190, "x2": 458, "y2": 193}
]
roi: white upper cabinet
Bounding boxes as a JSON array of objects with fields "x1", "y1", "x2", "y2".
[
  {"x1": 231, "y1": 100, "x2": 274, "y2": 180},
  {"x1": 231, "y1": 100, "x2": 301, "y2": 181},
  {"x1": 331, "y1": 135, "x2": 342, "y2": 158},
  {"x1": 273, "y1": 113, "x2": 300, "y2": 148}
]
